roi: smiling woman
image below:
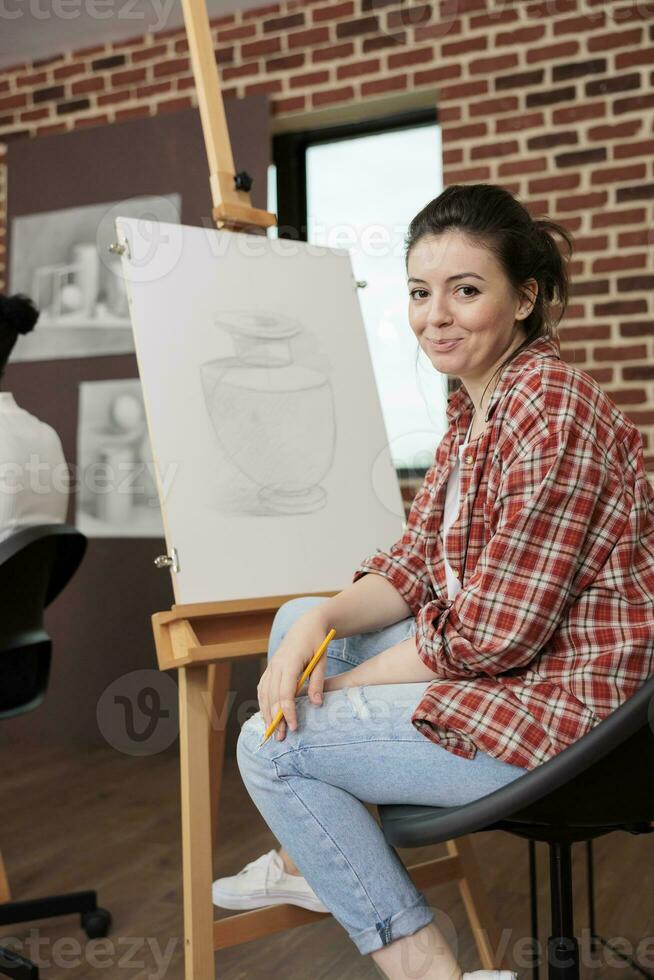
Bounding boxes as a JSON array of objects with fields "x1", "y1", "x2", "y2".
[{"x1": 223, "y1": 183, "x2": 654, "y2": 980}]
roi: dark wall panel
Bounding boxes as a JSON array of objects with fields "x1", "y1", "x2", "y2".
[{"x1": 3, "y1": 98, "x2": 270, "y2": 754}]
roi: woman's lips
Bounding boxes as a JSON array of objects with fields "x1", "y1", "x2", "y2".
[{"x1": 428, "y1": 338, "x2": 463, "y2": 351}]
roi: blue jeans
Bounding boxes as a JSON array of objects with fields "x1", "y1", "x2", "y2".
[{"x1": 236, "y1": 596, "x2": 528, "y2": 956}]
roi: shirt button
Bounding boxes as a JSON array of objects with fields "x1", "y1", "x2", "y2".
[
  {"x1": 452, "y1": 568, "x2": 460, "y2": 579},
  {"x1": 465, "y1": 454, "x2": 474, "y2": 464}
]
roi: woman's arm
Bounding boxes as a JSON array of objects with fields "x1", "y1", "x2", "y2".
[{"x1": 322, "y1": 635, "x2": 437, "y2": 692}]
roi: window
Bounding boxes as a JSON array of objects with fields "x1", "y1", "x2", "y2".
[{"x1": 272, "y1": 111, "x2": 447, "y2": 472}]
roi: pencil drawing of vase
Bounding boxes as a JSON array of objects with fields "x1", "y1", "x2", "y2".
[{"x1": 200, "y1": 311, "x2": 336, "y2": 514}]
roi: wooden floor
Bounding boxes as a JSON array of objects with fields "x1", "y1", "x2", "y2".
[{"x1": 0, "y1": 740, "x2": 652, "y2": 979}]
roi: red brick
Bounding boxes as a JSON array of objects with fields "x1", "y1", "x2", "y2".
[
  {"x1": 442, "y1": 121, "x2": 487, "y2": 141},
  {"x1": 74, "y1": 114, "x2": 111, "y2": 129},
  {"x1": 272, "y1": 95, "x2": 306, "y2": 114},
  {"x1": 552, "y1": 102, "x2": 606, "y2": 124},
  {"x1": 222, "y1": 63, "x2": 260, "y2": 81},
  {"x1": 0, "y1": 93, "x2": 27, "y2": 111},
  {"x1": 116, "y1": 106, "x2": 152, "y2": 121},
  {"x1": 443, "y1": 148, "x2": 463, "y2": 164},
  {"x1": 614, "y1": 139, "x2": 654, "y2": 159},
  {"x1": 592, "y1": 208, "x2": 646, "y2": 228},
  {"x1": 132, "y1": 45, "x2": 167, "y2": 64},
  {"x1": 587, "y1": 121, "x2": 641, "y2": 140},
  {"x1": 438, "y1": 79, "x2": 487, "y2": 101},
  {"x1": 52, "y1": 64, "x2": 85, "y2": 81},
  {"x1": 388, "y1": 47, "x2": 433, "y2": 70},
  {"x1": 415, "y1": 21, "x2": 461, "y2": 42},
  {"x1": 498, "y1": 155, "x2": 547, "y2": 175},
  {"x1": 471, "y1": 139, "x2": 520, "y2": 160},
  {"x1": 552, "y1": 11, "x2": 606, "y2": 34},
  {"x1": 613, "y1": 94, "x2": 654, "y2": 115},
  {"x1": 20, "y1": 107, "x2": 50, "y2": 122},
  {"x1": 267, "y1": 53, "x2": 305, "y2": 71},
  {"x1": 591, "y1": 163, "x2": 647, "y2": 185},
  {"x1": 111, "y1": 68, "x2": 146, "y2": 87},
  {"x1": 311, "y1": 84, "x2": 355, "y2": 106},
  {"x1": 16, "y1": 71, "x2": 48, "y2": 87},
  {"x1": 526, "y1": 41, "x2": 579, "y2": 64},
  {"x1": 153, "y1": 58, "x2": 190, "y2": 78},
  {"x1": 71, "y1": 77, "x2": 105, "y2": 96},
  {"x1": 312, "y1": 2, "x2": 354, "y2": 22},
  {"x1": 588, "y1": 28, "x2": 644, "y2": 51},
  {"x1": 414, "y1": 64, "x2": 460, "y2": 86},
  {"x1": 444, "y1": 165, "x2": 493, "y2": 183},
  {"x1": 337, "y1": 58, "x2": 380, "y2": 79},
  {"x1": 470, "y1": 8, "x2": 518, "y2": 29},
  {"x1": 361, "y1": 74, "x2": 407, "y2": 96},
  {"x1": 97, "y1": 91, "x2": 132, "y2": 107},
  {"x1": 155, "y1": 96, "x2": 193, "y2": 114},
  {"x1": 469, "y1": 54, "x2": 519, "y2": 75},
  {"x1": 136, "y1": 82, "x2": 172, "y2": 99},
  {"x1": 217, "y1": 24, "x2": 257, "y2": 42},
  {"x1": 496, "y1": 110, "x2": 543, "y2": 132},
  {"x1": 288, "y1": 27, "x2": 330, "y2": 48},
  {"x1": 289, "y1": 70, "x2": 330, "y2": 88},
  {"x1": 495, "y1": 25, "x2": 545, "y2": 46},
  {"x1": 594, "y1": 254, "x2": 647, "y2": 273},
  {"x1": 528, "y1": 174, "x2": 581, "y2": 193},
  {"x1": 244, "y1": 79, "x2": 284, "y2": 96},
  {"x1": 36, "y1": 123, "x2": 68, "y2": 136},
  {"x1": 312, "y1": 42, "x2": 354, "y2": 63},
  {"x1": 442, "y1": 35, "x2": 487, "y2": 57},
  {"x1": 556, "y1": 191, "x2": 608, "y2": 212},
  {"x1": 242, "y1": 38, "x2": 282, "y2": 58},
  {"x1": 616, "y1": 48, "x2": 654, "y2": 69}
]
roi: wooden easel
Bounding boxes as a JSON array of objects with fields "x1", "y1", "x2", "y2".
[{"x1": 149, "y1": 0, "x2": 511, "y2": 975}]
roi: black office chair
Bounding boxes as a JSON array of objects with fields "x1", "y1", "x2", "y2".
[
  {"x1": 0, "y1": 525, "x2": 112, "y2": 980},
  {"x1": 379, "y1": 673, "x2": 654, "y2": 980}
]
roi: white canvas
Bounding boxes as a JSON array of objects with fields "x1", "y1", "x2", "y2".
[{"x1": 115, "y1": 216, "x2": 406, "y2": 605}]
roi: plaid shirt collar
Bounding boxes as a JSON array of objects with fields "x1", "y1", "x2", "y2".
[{"x1": 446, "y1": 334, "x2": 562, "y2": 427}]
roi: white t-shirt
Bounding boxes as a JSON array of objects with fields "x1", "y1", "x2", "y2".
[
  {"x1": 0, "y1": 392, "x2": 68, "y2": 546},
  {"x1": 442, "y1": 415, "x2": 474, "y2": 599}
]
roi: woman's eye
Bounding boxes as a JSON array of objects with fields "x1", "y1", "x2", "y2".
[
  {"x1": 409, "y1": 289, "x2": 428, "y2": 299},
  {"x1": 458, "y1": 285, "x2": 479, "y2": 297}
]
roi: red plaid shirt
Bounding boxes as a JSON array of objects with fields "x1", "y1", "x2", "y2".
[{"x1": 353, "y1": 336, "x2": 654, "y2": 771}]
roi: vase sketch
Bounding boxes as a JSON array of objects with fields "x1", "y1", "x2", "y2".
[{"x1": 200, "y1": 310, "x2": 336, "y2": 515}]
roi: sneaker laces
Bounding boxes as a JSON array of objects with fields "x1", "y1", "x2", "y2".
[{"x1": 237, "y1": 850, "x2": 286, "y2": 887}]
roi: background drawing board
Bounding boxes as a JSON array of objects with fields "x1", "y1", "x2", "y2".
[{"x1": 116, "y1": 217, "x2": 407, "y2": 605}]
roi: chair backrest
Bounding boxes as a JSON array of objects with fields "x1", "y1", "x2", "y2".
[{"x1": 0, "y1": 524, "x2": 86, "y2": 719}]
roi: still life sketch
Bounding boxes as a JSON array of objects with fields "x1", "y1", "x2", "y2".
[
  {"x1": 115, "y1": 216, "x2": 405, "y2": 604},
  {"x1": 8, "y1": 194, "x2": 181, "y2": 362},
  {"x1": 201, "y1": 309, "x2": 336, "y2": 515},
  {"x1": 76, "y1": 378, "x2": 164, "y2": 538}
]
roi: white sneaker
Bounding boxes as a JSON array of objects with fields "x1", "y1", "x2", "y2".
[
  {"x1": 462, "y1": 973, "x2": 518, "y2": 979},
  {"x1": 212, "y1": 849, "x2": 329, "y2": 913}
]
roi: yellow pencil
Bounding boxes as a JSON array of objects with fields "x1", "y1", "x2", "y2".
[{"x1": 257, "y1": 628, "x2": 336, "y2": 749}]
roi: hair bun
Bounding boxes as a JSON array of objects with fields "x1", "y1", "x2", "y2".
[{"x1": 0, "y1": 293, "x2": 40, "y2": 335}]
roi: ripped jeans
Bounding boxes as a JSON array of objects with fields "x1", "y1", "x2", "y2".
[{"x1": 236, "y1": 596, "x2": 528, "y2": 956}]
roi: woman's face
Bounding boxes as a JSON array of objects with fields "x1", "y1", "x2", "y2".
[{"x1": 407, "y1": 230, "x2": 537, "y2": 390}]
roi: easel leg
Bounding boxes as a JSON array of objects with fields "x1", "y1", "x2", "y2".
[
  {"x1": 207, "y1": 661, "x2": 232, "y2": 856},
  {"x1": 447, "y1": 837, "x2": 509, "y2": 971},
  {"x1": 0, "y1": 850, "x2": 10, "y2": 903},
  {"x1": 179, "y1": 665, "x2": 215, "y2": 980}
]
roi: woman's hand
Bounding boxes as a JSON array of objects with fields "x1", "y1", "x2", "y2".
[{"x1": 258, "y1": 611, "x2": 331, "y2": 741}]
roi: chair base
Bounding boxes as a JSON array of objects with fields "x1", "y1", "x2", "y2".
[
  {"x1": 0, "y1": 890, "x2": 112, "y2": 978},
  {"x1": 0, "y1": 946, "x2": 39, "y2": 980}
]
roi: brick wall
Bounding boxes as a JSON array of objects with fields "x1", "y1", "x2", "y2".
[{"x1": 1, "y1": 0, "x2": 653, "y2": 474}]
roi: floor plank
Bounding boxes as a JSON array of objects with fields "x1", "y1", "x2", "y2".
[{"x1": 0, "y1": 741, "x2": 651, "y2": 978}]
